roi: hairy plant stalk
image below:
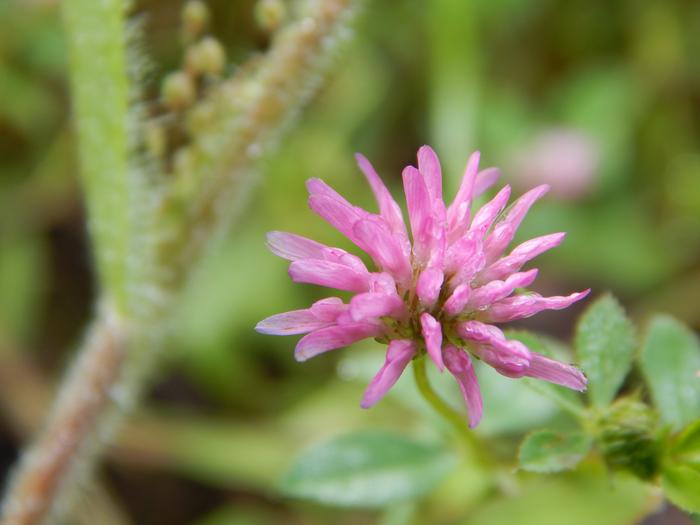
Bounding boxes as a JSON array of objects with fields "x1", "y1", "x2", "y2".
[
  {"x1": 2, "y1": 306, "x2": 130, "y2": 525},
  {"x1": 1, "y1": 0, "x2": 363, "y2": 523}
]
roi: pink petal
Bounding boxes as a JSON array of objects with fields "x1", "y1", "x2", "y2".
[
  {"x1": 309, "y1": 297, "x2": 348, "y2": 322},
  {"x1": 416, "y1": 267, "x2": 444, "y2": 309},
  {"x1": 447, "y1": 151, "x2": 480, "y2": 241},
  {"x1": 481, "y1": 289, "x2": 591, "y2": 323},
  {"x1": 443, "y1": 344, "x2": 483, "y2": 428},
  {"x1": 361, "y1": 339, "x2": 417, "y2": 408},
  {"x1": 420, "y1": 312, "x2": 444, "y2": 371},
  {"x1": 350, "y1": 292, "x2": 406, "y2": 322},
  {"x1": 445, "y1": 232, "x2": 485, "y2": 288},
  {"x1": 355, "y1": 154, "x2": 411, "y2": 250},
  {"x1": 266, "y1": 231, "x2": 327, "y2": 261},
  {"x1": 266, "y1": 231, "x2": 368, "y2": 272},
  {"x1": 368, "y1": 272, "x2": 398, "y2": 295},
  {"x1": 353, "y1": 219, "x2": 412, "y2": 285},
  {"x1": 478, "y1": 232, "x2": 566, "y2": 283},
  {"x1": 467, "y1": 269, "x2": 539, "y2": 309},
  {"x1": 444, "y1": 283, "x2": 472, "y2": 316},
  {"x1": 295, "y1": 323, "x2": 383, "y2": 361},
  {"x1": 289, "y1": 259, "x2": 370, "y2": 293},
  {"x1": 417, "y1": 145, "x2": 443, "y2": 201},
  {"x1": 402, "y1": 165, "x2": 433, "y2": 265},
  {"x1": 469, "y1": 185, "x2": 512, "y2": 238},
  {"x1": 473, "y1": 167, "x2": 501, "y2": 197},
  {"x1": 526, "y1": 352, "x2": 588, "y2": 391},
  {"x1": 483, "y1": 184, "x2": 549, "y2": 262},
  {"x1": 255, "y1": 309, "x2": 332, "y2": 335},
  {"x1": 456, "y1": 321, "x2": 531, "y2": 377}
]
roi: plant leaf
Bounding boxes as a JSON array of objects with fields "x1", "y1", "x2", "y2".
[
  {"x1": 575, "y1": 294, "x2": 635, "y2": 406},
  {"x1": 518, "y1": 430, "x2": 591, "y2": 473},
  {"x1": 672, "y1": 419, "x2": 700, "y2": 463},
  {"x1": 661, "y1": 463, "x2": 700, "y2": 513},
  {"x1": 640, "y1": 315, "x2": 700, "y2": 430},
  {"x1": 279, "y1": 430, "x2": 455, "y2": 508}
]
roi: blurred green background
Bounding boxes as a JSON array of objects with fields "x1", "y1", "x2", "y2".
[{"x1": 0, "y1": 0, "x2": 699, "y2": 524}]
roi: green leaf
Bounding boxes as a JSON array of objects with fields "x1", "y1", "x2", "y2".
[
  {"x1": 518, "y1": 430, "x2": 591, "y2": 473},
  {"x1": 640, "y1": 315, "x2": 700, "y2": 430},
  {"x1": 575, "y1": 294, "x2": 636, "y2": 406},
  {"x1": 279, "y1": 430, "x2": 455, "y2": 508},
  {"x1": 661, "y1": 464, "x2": 700, "y2": 513},
  {"x1": 672, "y1": 419, "x2": 700, "y2": 462}
]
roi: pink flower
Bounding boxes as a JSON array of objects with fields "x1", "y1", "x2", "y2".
[{"x1": 256, "y1": 146, "x2": 589, "y2": 428}]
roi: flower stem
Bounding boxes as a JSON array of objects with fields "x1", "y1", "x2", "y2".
[{"x1": 412, "y1": 355, "x2": 484, "y2": 457}]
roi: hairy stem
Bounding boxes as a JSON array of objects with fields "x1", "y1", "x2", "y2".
[{"x1": 2, "y1": 306, "x2": 129, "y2": 525}]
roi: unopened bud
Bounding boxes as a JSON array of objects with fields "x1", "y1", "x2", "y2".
[
  {"x1": 186, "y1": 102, "x2": 215, "y2": 135},
  {"x1": 162, "y1": 71, "x2": 195, "y2": 110},
  {"x1": 145, "y1": 122, "x2": 166, "y2": 158},
  {"x1": 182, "y1": 0, "x2": 210, "y2": 40},
  {"x1": 255, "y1": 0, "x2": 287, "y2": 33},
  {"x1": 186, "y1": 37, "x2": 226, "y2": 77},
  {"x1": 596, "y1": 398, "x2": 661, "y2": 480}
]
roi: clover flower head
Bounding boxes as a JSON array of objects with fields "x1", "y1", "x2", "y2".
[{"x1": 256, "y1": 146, "x2": 589, "y2": 427}]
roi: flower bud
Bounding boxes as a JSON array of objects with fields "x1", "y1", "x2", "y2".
[
  {"x1": 182, "y1": 0, "x2": 210, "y2": 40},
  {"x1": 255, "y1": 0, "x2": 287, "y2": 33},
  {"x1": 145, "y1": 122, "x2": 166, "y2": 158},
  {"x1": 186, "y1": 37, "x2": 226, "y2": 77},
  {"x1": 596, "y1": 398, "x2": 661, "y2": 480},
  {"x1": 161, "y1": 71, "x2": 195, "y2": 111}
]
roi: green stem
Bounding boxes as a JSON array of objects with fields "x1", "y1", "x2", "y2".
[{"x1": 412, "y1": 355, "x2": 484, "y2": 457}]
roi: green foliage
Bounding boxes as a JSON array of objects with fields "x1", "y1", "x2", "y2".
[
  {"x1": 661, "y1": 464, "x2": 700, "y2": 514},
  {"x1": 640, "y1": 315, "x2": 700, "y2": 430},
  {"x1": 671, "y1": 419, "x2": 700, "y2": 462},
  {"x1": 518, "y1": 430, "x2": 591, "y2": 473},
  {"x1": 279, "y1": 431, "x2": 455, "y2": 508},
  {"x1": 575, "y1": 294, "x2": 636, "y2": 406}
]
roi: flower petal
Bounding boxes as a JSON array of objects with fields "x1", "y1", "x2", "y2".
[
  {"x1": 355, "y1": 153, "x2": 410, "y2": 249},
  {"x1": 456, "y1": 321, "x2": 531, "y2": 377},
  {"x1": 481, "y1": 289, "x2": 591, "y2": 323},
  {"x1": 353, "y1": 219, "x2": 412, "y2": 285},
  {"x1": 255, "y1": 309, "x2": 331, "y2": 335},
  {"x1": 361, "y1": 339, "x2": 417, "y2": 408},
  {"x1": 447, "y1": 151, "x2": 480, "y2": 241},
  {"x1": 478, "y1": 232, "x2": 566, "y2": 283},
  {"x1": 444, "y1": 283, "x2": 472, "y2": 316},
  {"x1": 295, "y1": 323, "x2": 383, "y2": 361},
  {"x1": 467, "y1": 269, "x2": 539, "y2": 310},
  {"x1": 416, "y1": 267, "x2": 444, "y2": 309},
  {"x1": 266, "y1": 231, "x2": 368, "y2": 272},
  {"x1": 473, "y1": 167, "x2": 500, "y2": 197},
  {"x1": 526, "y1": 352, "x2": 588, "y2": 391},
  {"x1": 483, "y1": 184, "x2": 549, "y2": 262},
  {"x1": 417, "y1": 145, "x2": 443, "y2": 201},
  {"x1": 469, "y1": 185, "x2": 512, "y2": 238},
  {"x1": 402, "y1": 165, "x2": 433, "y2": 265},
  {"x1": 309, "y1": 297, "x2": 348, "y2": 322},
  {"x1": 445, "y1": 232, "x2": 485, "y2": 287},
  {"x1": 289, "y1": 259, "x2": 370, "y2": 292},
  {"x1": 350, "y1": 292, "x2": 406, "y2": 322},
  {"x1": 420, "y1": 312, "x2": 444, "y2": 371},
  {"x1": 444, "y1": 344, "x2": 483, "y2": 428}
]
